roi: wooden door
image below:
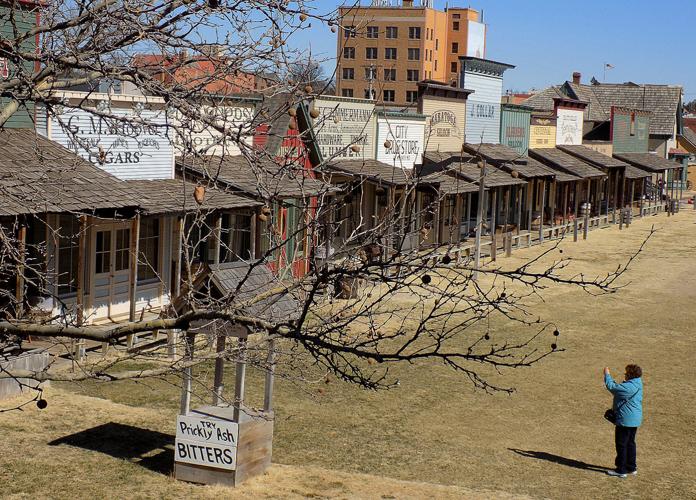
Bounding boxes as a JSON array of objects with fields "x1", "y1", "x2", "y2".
[{"x1": 90, "y1": 223, "x2": 131, "y2": 320}]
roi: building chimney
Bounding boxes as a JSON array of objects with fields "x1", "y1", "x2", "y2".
[{"x1": 572, "y1": 72, "x2": 581, "y2": 85}]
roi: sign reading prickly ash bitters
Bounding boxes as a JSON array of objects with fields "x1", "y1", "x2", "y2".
[
  {"x1": 175, "y1": 414, "x2": 239, "y2": 471},
  {"x1": 312, "y1": 96, "x2": 376, "y2": 160},
  {"x1": 376, "y1": 115, "x2": 425, "y2": 168}
]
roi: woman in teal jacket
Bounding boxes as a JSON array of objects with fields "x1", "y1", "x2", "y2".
[{"x1": 604, "y1": 364, "x2": 643, "y2": 478}]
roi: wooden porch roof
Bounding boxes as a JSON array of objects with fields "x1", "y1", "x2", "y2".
[
  {"x1": 529, "y1": 148, "x2": 607, "y2": 179},
  {"x1": 558, "y1": 145, "x2": 629, "y2": 169},
  {"x1": 0, "y1": 129, "x2": 138, "y2": 217},
  {"x1": 613, "y1": 152, "x2": 682, "y2": 172},
  {"x1": 318, "y1": 159, "x2": 411, "y2": 186},
  {"x1": 557, "y1": 145, "x2": 651, "y2": 179},
  {"x1": 463, "y1": 143, "x2": 557, "y2": 179},
  {"x1": 177, "y1": 155, "x2": 330, "y2": 199},
  {"x1": 126, "y1": 179, "x2": 261, "y2": 215},
  {"x1": 445, "y1": 163, "x2": 527, "y2": 189},
  {"x1": 524, "y1": 157, "x2": 578, "y2": 182},
  {"x1": 419, "y1": 171, "x2": 480, "y2": 195}
]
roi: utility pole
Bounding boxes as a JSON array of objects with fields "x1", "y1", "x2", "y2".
[{"x1": 473, "y1": 159, "x2": 486, "y2": 281}]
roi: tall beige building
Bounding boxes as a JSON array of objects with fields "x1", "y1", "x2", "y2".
[{"x1": 336, "y1": 1, "x2": 486, "y2": 107}]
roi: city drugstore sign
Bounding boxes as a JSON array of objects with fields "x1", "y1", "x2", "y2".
[{"x1": 377, "y1": 117, "x2": 425, "y2": 168}]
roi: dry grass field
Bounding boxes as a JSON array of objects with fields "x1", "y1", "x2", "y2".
[{"x1": 1, "y1": 209, "x2": 695, "y2": 499}]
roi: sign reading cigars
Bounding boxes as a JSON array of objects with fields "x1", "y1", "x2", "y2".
[
  {"x1": 50, "y1": 105, "x2": 174, "y2": 180},
  {"x1": 175, "y1": 414, "x2": 239, "y2": 471}
]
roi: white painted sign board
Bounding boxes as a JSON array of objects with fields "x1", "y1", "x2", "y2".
[
  {"x1": 376, "y1": 117, "x2": 424, "y2": 169},
  {"x1": 313, "y1": 96, "x2": 376, "y2": 161},
  {"x1": 170, "y1": 105, "x2": 254, "y2": 157},
  {"x1": 50, "y1": 106, "x2": 174, "y2": 180},
  {"x1": 175, "y1": 414, "x2": 239, "y2": 470},
  {"x1": 556, "y1": 108, "x2": 583, "y2": 146},
  {"x1": 466, "y1": 21, "x2": 486, "y2": 58}
]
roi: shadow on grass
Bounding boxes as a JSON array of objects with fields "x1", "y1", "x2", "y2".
[
  {"x1": 509, "y1": 448, "x2": 608, "y2": 473},
  {"x1": 49, "y1": 422, "x2": 174, "y2": 475}
]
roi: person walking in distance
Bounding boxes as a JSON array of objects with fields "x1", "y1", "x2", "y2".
[{"x1": 604, "y1": 364, "x2": 643, "y2": 478}]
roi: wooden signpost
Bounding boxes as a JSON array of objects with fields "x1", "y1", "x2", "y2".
[{"x1": 173, "y1": 329, "x2": 276, "y2": 487}]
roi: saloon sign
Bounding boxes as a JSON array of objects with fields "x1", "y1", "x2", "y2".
[{"x1": 50, "y1": 105, "x2": 174, "y2": 180}]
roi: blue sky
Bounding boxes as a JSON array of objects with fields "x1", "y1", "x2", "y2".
[{"x1": 294, "y1": 0, "x2": 696, "y2": 102}]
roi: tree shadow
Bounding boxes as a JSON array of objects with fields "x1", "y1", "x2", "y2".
[
  {"x1": 509, "y1": 448, "x2": 608, "y2": 473},
  {"x1": 48, "y1": 422, "x2": 174, "y2": 475}
]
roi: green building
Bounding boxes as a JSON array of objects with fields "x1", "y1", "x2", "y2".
[{"x1": 0, "y1": 1, "x2": 39, "y2": 129}]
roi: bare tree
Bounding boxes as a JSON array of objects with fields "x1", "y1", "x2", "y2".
[{"x1": 0, "y1": 0, "x2": 647, "y2": 418}]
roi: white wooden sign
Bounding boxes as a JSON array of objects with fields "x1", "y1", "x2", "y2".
[
  {"x1": 556, "y1": 108, "x2": 583, "y2": 146},
  {"x1": 175, "y1": 414, "x2": 239, "y2": 470},
  {"x1": 376, "y1": 117, "x2": 424, "y2": 169},
  {"x1": 170, "y1": 105, "x2": 254, "y2": 157},
  {"x1": 313, "y1": 96, "x2": 376, "y2": 160},
  {"x1": 50, "y1": 106, "x2": 174, "y2": 180}
]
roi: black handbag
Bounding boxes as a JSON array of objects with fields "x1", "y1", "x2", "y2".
[{"x1": 604, "y1": 408, "x2": 616, "y2": 424}]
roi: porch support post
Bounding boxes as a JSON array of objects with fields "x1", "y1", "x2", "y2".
[
  {"x1": 127, "y1": 213, "x2": 141, "y2": 349},
  {"x1": 434, "y1": 194, "x2": 442, "y2": 247},
  {"x1": 516, "y1": 185, "x2": 522, "y2": 247},
  {"x1": 473, "y1": 160, "x2": 486, "y2": 281},
  {"x1": 573, "y1": 181, "x2": 579, "y2": 242},
  {"x1": 233, "y1": 334, "x2": 248, "y2": 421},
  {"x1": 628, "y1": 179, "x2": 635, "y2": 226},
  {"x1": 539, "y1": 179, "x2": 545, "y2": 243},
  {"x1": 549, "y1": 180, "x2": 556, "y2": 238},
  {"x1": 179, "y1": 332, "x2": 195, "y2": 415},
  {"x1": 15, "y1": 218, "x2": 26, "y2": 320},
  {"x1": 167, "y1": 216, "x2": 185, "y2": 359},
  {"x1": 527, "y1": 182, "x2": 533, "y2": 246},
  {"x1": 584, "y1": 179, "x2": 590, "y2": 240},
  {"x1": 387, "y1": 186, "x2": 396, "y2": 253},
  {"x1": 490, "y1": 188, "x2": 498, "y2": 261},
  {"x1": 212, "y1": 332, "x2": 226, "y2": 406},
  {"x1": 75, "y1": 216, "x2": 87, "y2": 356},
  {"x1": 263, "y1": 338, "x2": 276, "y2": 413},
  {"x1": 465, "y1": 191, "x2": 472, "y2": 239},
  {"x1": 213, "y1": 213, "x2": 222, "y2": 265}
]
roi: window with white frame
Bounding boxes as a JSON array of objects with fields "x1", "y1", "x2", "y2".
[{"x1": 138, "y1": 217, "x2": 160, "y2": 282}]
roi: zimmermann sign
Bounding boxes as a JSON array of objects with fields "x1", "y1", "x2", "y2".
[
  {"x1": 175, "y1": 414, "x2": 239, "y2": 471},
  {"x1": 313, "y1": 96, "x2": 376, "y2": 160}
]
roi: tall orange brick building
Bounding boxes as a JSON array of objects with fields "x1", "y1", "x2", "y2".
[{"x1": 336, "y1": 1, "x2": 486, "y2": 107}]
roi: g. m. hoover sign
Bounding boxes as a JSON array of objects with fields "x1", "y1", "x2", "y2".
[{"x1": 50, "y1": 106, "x2": 174, "y2": 180}]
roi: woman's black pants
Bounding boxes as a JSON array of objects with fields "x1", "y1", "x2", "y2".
[{"x1": 615, "y1": 426, "x2": 638, "y2": 473}]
